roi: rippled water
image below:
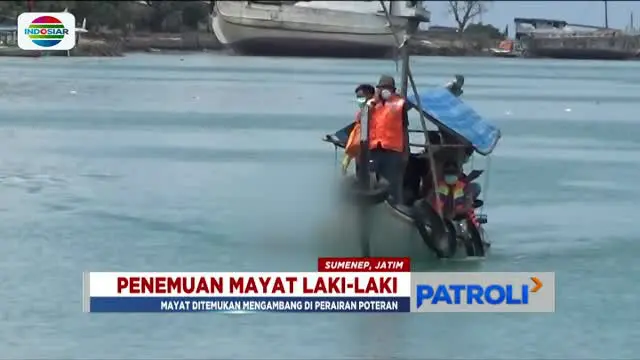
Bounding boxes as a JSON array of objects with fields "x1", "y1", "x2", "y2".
[{"x1": 1, "y1": 54, "x2": 639, "y2": 359}]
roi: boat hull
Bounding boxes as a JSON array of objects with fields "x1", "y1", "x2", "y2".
[
  {"x1": 334, "y1": 199, "x2": 489, "y2": 262},
  {"x1": 522, "y1": 36, "x2": 640, "y2": 60},
  {"x1": 219, "y1": 32, "x2": 393, "y2": 58},
  {"x1": 211, "y1": 1, "x2": 400, "y2": 58},
  {"x1": 489, "y1": 49, "x2": 521, "y2": 58},
  {"x1": 525, "y1": 48, "x2": 635, "y2": 60}
]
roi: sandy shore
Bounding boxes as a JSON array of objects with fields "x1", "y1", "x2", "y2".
[
  {"x1": 0, "y1": 32, "x2": 223, "y2": 57},
  {"x1": 0, "y1": 32, "x2": 500, "y2": 58}
]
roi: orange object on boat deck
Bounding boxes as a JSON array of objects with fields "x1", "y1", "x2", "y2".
[{"x1": 498, "y1": 40, "x2": 514, "y2": 52}]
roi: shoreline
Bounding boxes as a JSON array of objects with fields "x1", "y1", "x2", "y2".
[
  {"x1": 0, "y1": 47, "x2": 497, "y2": 59},
  {"x1": 0, "y1": 31, "x2": 502, "y2": 58},
  {"x1": 4, "y1": 32, "x2": 636, "y2": 60}
]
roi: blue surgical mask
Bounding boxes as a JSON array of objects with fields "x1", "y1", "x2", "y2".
[
  {"x1": 356, "y1": 97, "x2": 366, "y2": 108},
  {"x1": 444, "y1": 175, "x2": 458, "y2": 185}
]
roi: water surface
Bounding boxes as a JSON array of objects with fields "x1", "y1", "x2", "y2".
[{"x1": 0, "y1": 54, "x2": 639, "y2": 359}]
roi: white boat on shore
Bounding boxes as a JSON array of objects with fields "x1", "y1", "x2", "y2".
[{"x1": 211, "y1": 1, "x2": 425, "y2": 58}]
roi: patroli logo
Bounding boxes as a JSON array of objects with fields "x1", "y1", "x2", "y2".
[
  {"x1": 411, "y1": 272, "x2": 555, "y2": 312},
  {"x1": 18, "y1": 12, "x2": 76, "y2": 51}
]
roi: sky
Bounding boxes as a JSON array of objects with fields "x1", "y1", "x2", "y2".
[{"x1": 427, "y1": 1, "x2": 640, "y2": 32}]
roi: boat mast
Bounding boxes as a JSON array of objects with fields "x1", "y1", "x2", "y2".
[
  {"x1": 379, "y1": 1, "x2": 441, "y2": 217},
  {"x1": 398, "y1": 4, "x2": 421, "y2": 98},
  {"x1": 604, "y1": 0, "x2": 609, "y2": 28},
  {"x1": 380, "y1": 1, "x2": 428, "y2": 123}
]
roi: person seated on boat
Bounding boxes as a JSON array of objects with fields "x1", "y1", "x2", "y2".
[
  {"x1": 342, "y1": 84, "x2": 376, "y2": 174},
  {"x1": 429, "y1": 160, "x2": 480, "y2": 227},
  {"x1": 367, "y1": 75, "x2": 409, "y2": 205},
  {"x1": 433, "y1": 140, "x2": 482, "y2": 200}
]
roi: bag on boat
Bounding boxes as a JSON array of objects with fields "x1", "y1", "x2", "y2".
[{"x1": 344, "y1": 121, "x2": 361, "y2": 158}]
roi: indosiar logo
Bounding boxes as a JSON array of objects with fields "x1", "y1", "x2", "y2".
[
  {"x1": 18, "y1": 12, "x2": 76, "y2": 51},
  {"x1": 411, "y1": 272, "x2": 555, "y2": 313}
]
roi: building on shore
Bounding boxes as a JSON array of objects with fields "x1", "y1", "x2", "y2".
[{"x1": 0, "y1": 17, "x2": 17, "y2": 46}]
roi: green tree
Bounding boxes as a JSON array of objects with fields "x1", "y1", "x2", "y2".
[
  {"x1": 144, "y1": 1, "x2": 176, "y2": 32},
  {"x1": 0, "y1": 1, "x2": 211, "y2": 33},
  {"x1": 464, "y1": 23, "x2": 504, "y2": 40},
  {"x1": 182, "y1": 2, "x2": 208, "y2": 30}
]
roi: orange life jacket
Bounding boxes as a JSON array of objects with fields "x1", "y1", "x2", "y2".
[
  {"x1": 368, "y1": 96, "x2": 405, "y2": 152},
  {"x1": 432, "y1": 179, "x2": 480, "y2": 227},
  {"x1": 344, "y1": 111, "x2": 362, "y2": 158}
]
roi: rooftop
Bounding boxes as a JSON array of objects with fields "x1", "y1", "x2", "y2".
[{"x1": 514, "y1": 17, "x2": 568, "y2": 26}]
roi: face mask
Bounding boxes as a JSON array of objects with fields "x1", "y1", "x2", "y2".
[
  {"x1": 356, "y1": 97, "x2": 366, "y2": 108},
  {"x1": 444, "y1": 175, "x2": 458, "y2": 185},
  {"x1": 380, "y1": 89, "x2": 392, "y2": 100}
]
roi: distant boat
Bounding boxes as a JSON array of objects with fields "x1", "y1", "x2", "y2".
[
  {"x1": 323, "y1": 81, "x2": 499, "y2": 260},
  {"x1": 211, "y1": 1, "x2": 413, "y2": 58},
  {"x1": 515, "y1": 17, "x2": 640, "y2": 60},
  {"x1": 488, "y1": 39, "x2": 521, "y2": 58}
]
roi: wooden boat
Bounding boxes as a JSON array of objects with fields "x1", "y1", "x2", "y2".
[
  {"x1": 324, "y1": 82, "x2": 501, "y2": 260},
  {"x1": 321, "y1": 1, "x2": 501, "y2": 260}
]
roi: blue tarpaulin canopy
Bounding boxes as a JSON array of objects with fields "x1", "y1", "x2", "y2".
[{"x1": 407, "y1": 88, "x2": 501, "y2": 155}]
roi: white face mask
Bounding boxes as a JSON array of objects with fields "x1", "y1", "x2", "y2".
[
  {"x1": 380, "y1": 89, "x2": 392, "y2": 100},
  {"x1": 444, "y1": 175, "x2": 458, "y2": 185}
]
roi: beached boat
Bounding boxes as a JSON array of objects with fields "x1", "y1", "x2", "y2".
[
  {"x1": 322, "y1": 1, "x2": 501, "y2": 260},
  {"x1": 515, "y1": 17, "x2": 640, "y2": 60},
  {"x1": 211, "y1": 1, "x2": 413, "y2": 58}
]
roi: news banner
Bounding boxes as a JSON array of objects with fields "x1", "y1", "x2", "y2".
[{"x1": 84, "y1": 258, "x2": 555, "y2": 313}]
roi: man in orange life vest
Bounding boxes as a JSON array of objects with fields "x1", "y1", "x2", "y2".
[
  {"x1": 430, "y1": 160, "x2": 481, "y2": 227},
  {"x1": 342, "y1": 84, "x2": 376, "y2": 174},
  {"x1": 368, "y1": 75, "x2": 409, "y2": 204}
]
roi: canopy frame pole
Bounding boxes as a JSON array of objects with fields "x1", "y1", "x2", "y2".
[
  {"x1": 356, "y1": 98, "x2": 373, "y2": 256},
  {"x1": 379, "y1": 1, "x2": 441, "y2": 216}
]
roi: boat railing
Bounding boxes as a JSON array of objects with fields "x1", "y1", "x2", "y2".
[
  {"x1": 408, "y1": 142, "x2": 468, "y2": 149},
  {"x1": 531, "y1": 30, "x2": 624, "y2": 38}
]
